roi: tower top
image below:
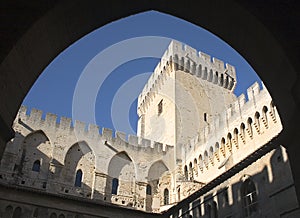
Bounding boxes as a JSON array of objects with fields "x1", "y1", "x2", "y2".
[{"x1": 138, "y1": 40, "x2": 237, "y2": 114}]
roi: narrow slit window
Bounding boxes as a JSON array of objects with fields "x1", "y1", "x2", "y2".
[
  {"x1": 75, "y1": 169, "x2": 83, "y2": 187},
  {"x1": 146, "y1": 184, "x2": 152, "y2": 195},
  {"x1": 112, "y1": 178, "x2": 119, "y2": 195},
  {"x1": 164, "y1": 188, "x2": 169, "y2": 205},
  {"x1": 158, "y1": 100, "x2": 163, "y2": 115}
]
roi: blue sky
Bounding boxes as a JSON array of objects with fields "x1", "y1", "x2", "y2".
[{"x1": 23, "y1": 11, "x2": 261, "y2": 135}]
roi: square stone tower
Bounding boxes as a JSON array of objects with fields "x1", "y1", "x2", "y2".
[{"x1": 137, "y1": 40, "x2": 237, "y2": 148}]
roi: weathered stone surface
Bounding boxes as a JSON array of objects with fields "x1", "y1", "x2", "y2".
[{"x1": 0, "y1": 41, "x2": 298, "y2": 217}]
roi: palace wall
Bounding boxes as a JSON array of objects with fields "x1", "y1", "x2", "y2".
[{"x1": 0, "y1": 40, "x2": 293, "y2": 215}]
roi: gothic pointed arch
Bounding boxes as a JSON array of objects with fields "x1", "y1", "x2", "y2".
[
  {"x1": 24, "y1": 129, "x2": 50, "y2": 143},
  {"x1": 4, "y1": 205, "x2": 13, "y2": 217},
  {"x1": 61, "y1": 141, "x2": 95, "y2": 190},
  {"x1": 19, "y1": 130, "x2": 52, "y2": 179},
  {"x1": 32, "y1": 160, "x2": 41, "y2": 172},
  {"x1": 164, "y1": 188, "x2": 169, "y2": 205},
  {"x1": 146, "y1": 160, "x2": 169, "y2": 210},
  {"x1": 147, "y1": 160, "x2": 169, "y2": 182},
  {"x1": 12, "y1": 207, "x2": 22, "y2": 218},
  {"x1": 241, "y1": 178, "x2": 258, "y2": 217},
  {"x1": 106, "y1": 151, "x2": 136, "y2": 198}
]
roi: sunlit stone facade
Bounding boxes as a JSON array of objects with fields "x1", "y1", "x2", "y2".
[{"x1": 0, "y1": 41, "x2": 298, "y2": 217}]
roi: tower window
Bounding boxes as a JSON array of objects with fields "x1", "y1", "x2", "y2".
[
  {"x1": 32, "y1": 160, "x2": 41, "y2": 172},
  {"x1": 146, "y1": 184, "x2": 152, "y2": 195},
  {"x1": 242, "y1": 179, "x2": 258, "y2": 217},
  {"x1": 204, "y1": 113, "x2": 207, "y2": 122},
  {"x1": 75, "y1": 169, "x2": 83, "y2": 187},
  {"x1": 164, "y1": 188, "x2": 169, "y2": 205},
  {"x1": 112, "y1": 178, "x2": 119, "y2": 195},
  {"x1": 158, "y1": 100, "x2": 163, "y2": 115}
]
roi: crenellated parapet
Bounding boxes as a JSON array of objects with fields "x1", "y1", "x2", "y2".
[
  {"x1": 16, "y1": 105, "x2": 173, "y2": 155},
  {"x1": 104, "y1": 130, "x2": 173, "y2": 154},
  {"x1": 184, "y1": 81, "x2": 275, "y2": 146},
  {"x1": 137, "y1": 40, "x2": 237, "y2": 115},
  {"x1": 180, "y1": 81, "x2": 282, "y2": 184}
]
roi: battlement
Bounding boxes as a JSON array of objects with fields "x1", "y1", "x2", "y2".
[
  {"x1": 137, "y1": 40, "x2": 237, "y2": 114},
  {"x1": 17, "y1": 105, "x2": 173, "y2": 154},
  {"x1": 187, "y1": 81, "x2": 277, "y2": 149}
]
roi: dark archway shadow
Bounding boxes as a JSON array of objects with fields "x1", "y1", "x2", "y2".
[
  {"x1": 0, "y1": 0, "x2": 299, "y2": 201},
  {"x1": 169, "y1": 146, "x2": 300, "y2": 218}
]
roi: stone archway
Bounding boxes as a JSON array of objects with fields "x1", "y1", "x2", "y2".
[
  {"x1": 147, "y1": 160, "x2": 169, "y2": 211},
  {"x1": 61, "y1": 141, "x2": 95, "y2": 192},
  {"x1": 0, "y1": 0, "x2": 299, "y2": 200},
  {"x1": 106, "y1": 151, "x2": 136, "y2": 204}
]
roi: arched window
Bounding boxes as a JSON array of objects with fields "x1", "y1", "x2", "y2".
[
  {"x1": 207, "y1": 204, "x2": 212, "y2": 217},
  {"x1": 189, "y1": 162, "x2": 193, "y2": 180},
  {"x1": 227, "y1": 133, "x2": 232, "y2": 151},
  {"x1": 146, "y1": 184, "x2": 152, "y2": 195},
  {"x1": 112, "y1": 178, "x2": 119, "y2": 195},
  {"x1": 209, "y1": 147, "x2": 214, "y2": 165},
  {"x1": 158, "y1": 99, "x2": 163, "y2": 115},
  {"x1": 214, "y1": 71, "x2": 219, "y2": 84},
  {"x1": 204, "y1": 150, "x2": 209, "y2": 164},
  {"x1": 206, "y1": 201, "x2": 218, "y2": 218},
  {"x1": 32, "y1": 160, "x2": 41, "y2": 172},
  {"x1": 197, "y1": 64, "x2": 202, "y2": 77},
  {"x1": 174, "y1": 55, "x2": 179, "y2": 70},
  {"x1": 4, "y1": 205, "x2": 13, "y2": 217},
  {"x1": 198, "y1": 155, "x2": 203, "y2": 170},
  {"x1": 228, "y1": 78, "x2": 235, "y2": 90},
  {"x1": 185, "y1": 60, "x2": 191, "y2": 72},
  {"x1": 191, "y1": 62, "x2": 196, "y2": 74},
  {"x1": 270, "y1": 101, "x2": 276, "y2": 120},
  {"x1": 209, "y1": 146, "x2": 214, "y2": 157},
  {"x1": 211, "y1": 201, "x2": 218, "y2": 218},
  {"x1": 50, "y1": 213, "x2": 57, "y2": 218},
  {"x1": 262, "y1": 106, "x2": 268, "y2": 126},
  {"x1": 214, "y1": 142, "x2": 220, "y2": 161},
  {"x1": 215, "y1": 142, "x2": 220, "y2": 151},
  {"x1": 242, "y1": 179, "x2": 258, "y2": 217},
  {"x1": 203, "y1": 67, "x2": 208, "y2": 80},
  {"x1": 221, "y1": 138, "x2": 226, "y2": 157},
  {"x1": 233, "y1": 128, "x2": 239, "y2": 147},
  {"x1": 220, "y1": 74, "x2": 224, "y2": 86},
  {"x1": 178, "y1": 188, "x2": 181, "y2": 201},
  {"x1": 33, "y1": 208, "x2": 39, "y2": 217},
  {"x1": 247, "y1": 117, "x2": 253, "y2": 138},
  {"x1": 12, "y1": 207, "x2": 22, "y2": 218},
  {"x1": 184, "y1": 165, "x2": 188, "y2": 180},
  {"x1": 194, "y1": 158, "x2": 198, "y2": 175},
  {"x1": 255, "y1": 112, "x2": 260, "y2": 132},
  {"x1": 221, "y1": 189, "x2": 229, "y2": 207},
  {"x1": 58, "y1": 214, "x2": 65, "y2": 218},
  {"x1": 180, "y1": 57, "x2": 184, "y2": 71},
  {"x1": 164, "y1": 188, "x2": 169, "y2": 205},
  {"x1": 208, "y1": 69, "x2": 213, "y2": 82},
  {"x1": 224, "y1": 75, "x2": 229, "y2": 88},
  {"x1": 75, "y1": 169, "x2": 83, "y2": 187},
  {"x1": 240, "y1": 123, "x2": 246, "y2": 142}
]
